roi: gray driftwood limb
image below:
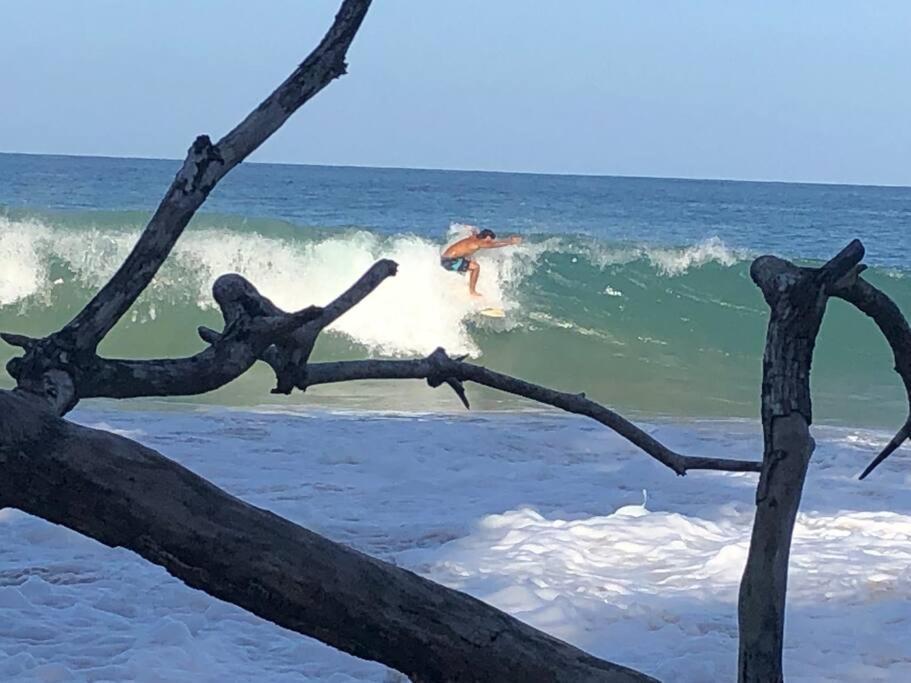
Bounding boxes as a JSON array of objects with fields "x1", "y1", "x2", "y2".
[
  {"x1": 68, "y1": 275, "x2": 323, "y2": 399},
  {"x1": 264, "y1": 258, "x2": 400, "y2": 394},
  {"x1": 737, "y1": 240, "x2": 865, "y2": 683},
  {"x1": 2, "y1": 0, "x2": 373, "y2": 415},
  {"x1": 70, "y1": 261, "x2": 398, "y2": 401},
  {"x1": 829, "y1": 274, "x2": 911, "y2": 478},
  {"x1": 0, "y1": 390, "x2": 655, "y2": 683},
  {"x1": 735, "y1": 240, "x2": 911, "y2": 683},
  {"x1": 299, "y1": 350, "x2": 763, "y2": 475},
  {"x1": 62, "y1": 0, "x2": 372, "y2": 351},
  {"x1": 83, "y1": 247, "x2": 748, "y2": 474}
]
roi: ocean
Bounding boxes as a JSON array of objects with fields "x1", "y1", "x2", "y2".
[
  {"x1": 2, "y1": 153, "x2": 911, "y2": 681},
  {"x1": 1, "y1": 152, "x2": 909, "y2": 424}
]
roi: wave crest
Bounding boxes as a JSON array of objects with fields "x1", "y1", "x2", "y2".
[{"x1": 0, "y1": 215, "x2": 798, "y2": 360}]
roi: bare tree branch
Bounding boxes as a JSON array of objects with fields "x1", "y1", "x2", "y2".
[
  {"x1": 0, "y1": 390, "x2": 655, "y2": 683},
  {"x1": 298, "y1": 350, "x2": 762, "y2": 475},
  {"x1": 5, "y1": 274, "x2": 324, "y2": 402},
  {"x1": 817, "y1": 238, "x2": 866, "y2": 285},
  {"x1": 263, "y1": 258, "x2": 399, "y2": 393},
  {"x1": 829, "y1": 274, "x2": 911, "y2": 479},
  {"x1": 71, "y1": 260, "x2": 397, "y2": 402},
  {"x1": 1, "y1": 0, "x2": 373, "y2": 416},
  {"x1": 738, "y1": 240, "x2": 867, "y2": 683},
  {"x1": 38, "y1": 246, "x2": 752, "y2": 475},
  {"x1": 61, "y1": 0, "x2": 373, "y2": 352}
]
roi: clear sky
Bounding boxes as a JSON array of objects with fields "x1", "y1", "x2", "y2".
[{"x1": 2, "y1": 1, "x2": 909, "y2": 185}]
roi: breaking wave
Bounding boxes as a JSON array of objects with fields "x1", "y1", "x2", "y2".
[{"x1": 2, "y1": 209, "x2": 908, "y2": 424}]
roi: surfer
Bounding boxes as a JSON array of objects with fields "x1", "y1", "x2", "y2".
[{"x1": 440, "y1": 228, "x2": 521, "y2": 297}]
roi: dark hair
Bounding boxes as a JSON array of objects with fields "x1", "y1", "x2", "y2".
[{"x1": 478, "y1": 229, "x2": 496, "y2": 240}]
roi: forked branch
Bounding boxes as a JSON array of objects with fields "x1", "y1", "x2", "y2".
[
  {"x1": 830, "y1": 273, "x2": 911, "y2": 478},
  {"x1": 263, "y1": 258, "x2": 400, "y2": 393},
  {"x1": 737, "y1": 239, "x2": 910, "y2": 682},
  {"x1": 69, "y1": 261, "x2": 399, "y2": 401},
  {"x1": 79, "y1": 255, "x2": 755, "y2": 475},
  {"x1": 73, "y1": 275, "x2": 324, "y2": 399},
  {"x1": 62, "y1": 0, "x2": 373, "y2": 351},
  {"x1": 1, "y1": 0, "x2": 373, "y2": 414}
]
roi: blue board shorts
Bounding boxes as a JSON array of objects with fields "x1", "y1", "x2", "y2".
[{"x1": 440, "y1": 256, "x2": 471, "y2": 274}]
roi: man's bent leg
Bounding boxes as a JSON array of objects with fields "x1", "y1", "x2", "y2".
[{"x1": 468, "y1": 261, "x2": 481, "y2": 296}]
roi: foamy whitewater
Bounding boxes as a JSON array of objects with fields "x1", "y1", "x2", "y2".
[
  {"x1": 1, "y1": 154, "x2": 910, "y2": 681},
  {"x1": 2, "y1": 211, "x2": 909, "y2": 422},
  {"x1": 2, "y1": 408, "x2": 910, "y2": 682},
  {"x1": 0, "y1": 216, "x2": 498, "y2": 355}
]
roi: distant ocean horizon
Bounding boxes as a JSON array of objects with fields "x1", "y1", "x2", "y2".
[
  {"x1": 2, "y1": 151, "x2": 909, "y2": 426},
  {"x1": 4, "y1": 149, "x2": 910, "y2": 189}
]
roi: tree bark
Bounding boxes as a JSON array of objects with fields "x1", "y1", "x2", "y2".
[
  {"x1": 0, "y1": 390, "x2": 655, "y2": 683},
  {"x1": 297, "y1": 351, "x2": 762, "y2": 475},
  {"x1": 3, "y1": 0, "x2": 374, "y2": 415},
  {"x1": 61, "y1": 0, "x2": 373, "y2": 352},
  {"x1": 737, "y1": 241, "x2": 865, "y2": 683},
  {"x1": 829, "y1": 274, "x2": 911, "y2": 478}
]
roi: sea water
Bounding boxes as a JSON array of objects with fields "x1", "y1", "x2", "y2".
[
  {"x1": 1, "y1": 153, "x2": 910, "y2": 681},
  {"x1": 1, "y1": 152, "x2": 909, "y2": 424}
]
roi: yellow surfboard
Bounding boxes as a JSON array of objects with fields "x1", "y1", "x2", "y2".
[{"x1": 479, "y1": 307, "x2": 506, "y2": 318}]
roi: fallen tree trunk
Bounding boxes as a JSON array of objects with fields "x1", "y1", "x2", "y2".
[{"x1": 0, "y1": 390, "x2": 655, "y2": 683}]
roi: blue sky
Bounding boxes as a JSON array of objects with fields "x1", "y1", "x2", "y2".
[{"x1": 2, "y1": 1, "x2": 909, "y2": 185}]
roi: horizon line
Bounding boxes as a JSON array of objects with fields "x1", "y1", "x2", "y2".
[{"x1": 1, "y1": 149, "x2": 909, "y2": 191}]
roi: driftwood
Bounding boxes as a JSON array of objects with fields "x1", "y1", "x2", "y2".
[
  {"x1": 0, "y1": 1, "x2": 660, "y2": 680},
  {"x1": 0, "y1": 390, "x2": 652, "y2": 683},
  {"x1": 3, "y1": 0, "x2": 373, "y2": 416},
  {"x1": 2, "y1": 0, "x2": 910, "y2": 680},
  {"x1": 736, "y1": 240, "x2": 911, "y2": 683}
]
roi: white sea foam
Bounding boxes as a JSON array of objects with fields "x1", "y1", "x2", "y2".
[
  {"x1": 645, "y1": 236, "x2": 744, "y2": 276},
  {"x1": 0, "y1": 217, "x2": 542, "y2": 356},
  {"x1": 1, "y1": 410, "x2": 909, "y2": 681},
  {"x1": 0, "y1": 217, "x2": 51, "y2": 306},
  {"x1": 576, "y1": 234, "x2": 746, "y2": 275},
  {"x1": 0, "y1": 219, "x2": 777, "y2": 360}
]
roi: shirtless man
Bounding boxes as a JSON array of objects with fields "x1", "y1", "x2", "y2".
[{"x1": 440, "y1": 228, "x2": 521, "y2": 297}]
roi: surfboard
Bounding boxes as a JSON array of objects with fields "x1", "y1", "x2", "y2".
[{"x1": 478, "y1": 307, "x2": 506, "y2": 318}]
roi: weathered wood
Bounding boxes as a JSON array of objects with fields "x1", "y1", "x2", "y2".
[
  {"x1": 45, "y1": 273, "x2": 321, "y2": 400},
  {"x1": 0, "y1": 390, "x2": 655, "y2": 683},
  {"x1": 264, "y1": 259, "x2": 400, "y2": 393},
  {"x1": 829, "y1": 274, "x2": 911, "y2": 478},
  {"x1": 62, "y1": 0, "x2": 372, "y2": 352},
  {"x1": 74, "y1": 344, "x2": 759, "y2": 474},
  {"x1": 738, "y1": 241, "x2": 865, "y2": 683},
  {"x1": 2, "y1": 0, "x2": 373, "y2": 415},
  {"x1": 299, "y1": 349, "x2": 763, "y2": 475},
  {"x1": 32, "y1": 247, "x2": 754, "y2": 474},
  {"x1": 73, "y1": 261, "x2": 398, "y2": 401}
]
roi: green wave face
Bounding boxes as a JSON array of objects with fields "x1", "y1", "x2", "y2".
[{"x1": 2, "y1": 209, "x2": 908, "y2": 426}]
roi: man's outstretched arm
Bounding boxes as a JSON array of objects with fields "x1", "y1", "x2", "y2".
[{"x1": 480, "y1": 236, "x2": 522, "y2": 249}]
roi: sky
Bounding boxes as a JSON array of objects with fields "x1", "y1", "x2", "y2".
[{"x1": 1, "y1": 1, "x2": 909, "y2": 186}]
